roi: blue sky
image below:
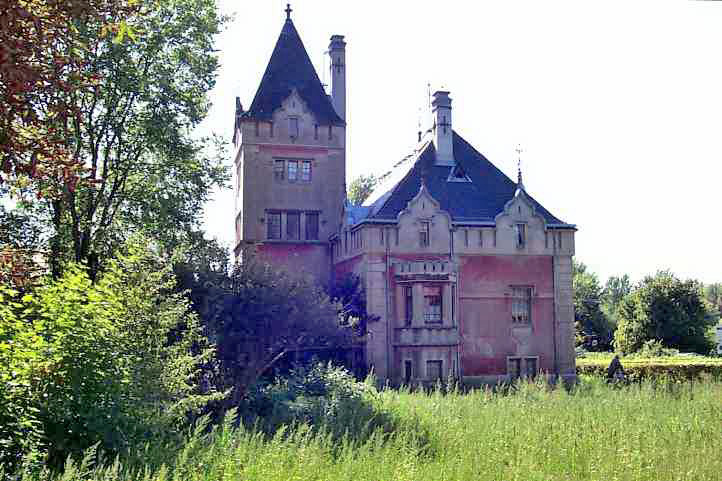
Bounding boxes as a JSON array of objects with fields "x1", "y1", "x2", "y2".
[{"x1": 200, "y1": 0, "x2": 722, "y2": 284}]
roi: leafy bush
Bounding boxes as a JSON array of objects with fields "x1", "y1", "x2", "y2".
[
  {"x1": 246, "y1": 363, "x2": 378, "y2": 438},
  {"x1": 0, "y1": 242, "x2": 220, "y2": 472},
  {"x1": 633, "y1": 339, "x2": 679, "y2": 358},
  {"x1": 243, "y1": 363, "x2": 426, "y2": 447}
]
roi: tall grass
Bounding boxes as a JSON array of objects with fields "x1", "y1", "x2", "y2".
[{"x1": 17, "y1": 376, "x2": 722, "y2": 481}]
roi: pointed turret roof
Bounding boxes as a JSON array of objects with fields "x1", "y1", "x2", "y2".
[{"x1": 242, "y1": 14, "x2": 344, "y2": 125}]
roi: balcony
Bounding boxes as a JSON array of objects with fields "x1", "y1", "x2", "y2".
[
  {"x1": 394, "y1": 261, "x2": 456, "y2": 282},
  {"x1": 393, "y1": 326, "x2": 459, "y2": 347}
]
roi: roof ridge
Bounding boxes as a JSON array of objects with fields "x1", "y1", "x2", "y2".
[{"x1": 370, "y1": 141, "x2": 434, "y2": 218}]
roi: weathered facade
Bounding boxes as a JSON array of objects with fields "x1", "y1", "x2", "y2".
[{"x1": 234, "y1": 7, "x2": 577, "y2": 385}]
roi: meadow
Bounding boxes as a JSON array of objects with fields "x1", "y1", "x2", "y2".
[{"x1": 30, "y1": 376, "x2": 722, "y2": 481}]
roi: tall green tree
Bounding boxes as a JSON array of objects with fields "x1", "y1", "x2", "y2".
[
  {"x1": 601, "y1": 274, "x2": 632, "y2": 329},
  {"x1": 572, "y1": 261, "x2": 613, "y2": 349},
  {"x1": 704, "y1": 283, "x2": 722, "y2": 322},
  {"x1": 7, "y1": 0, "x2": 228, "y2": 278},
  {"x1": 193, "y1": 252, "x2": 346, "y2": 407},
  {"x1": 348, "y1": 174, "x2": 378, "y2": 206},
  {"x1": 614, "y1": 271, "x2": 713, "y2": 354}
]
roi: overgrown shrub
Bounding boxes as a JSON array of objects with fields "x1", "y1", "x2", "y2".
[
  {"x1": 633, "y1": 339, "x2": 680, "y2": 358},
  {"x1": 243, "y1": 363, "x2": 426, "y2": 446},
  {"x1": 0, "y1": 242, "x2": 220, "y2": 473}
]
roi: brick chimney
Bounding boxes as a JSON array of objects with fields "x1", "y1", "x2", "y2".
[
  {"x1": 432, "y1": 90, "x2": 453, "y2": 165},
  {"x1": 329, "y1": 35, "x2": 346, "y2": 121}
]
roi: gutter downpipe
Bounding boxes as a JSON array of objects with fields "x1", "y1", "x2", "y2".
[
  {"x1": 551, "y1": 230, "x2": 559, "y2": 381},
  {"x1": 385, "y1": 228, "x2": 391, "y2": 384}
]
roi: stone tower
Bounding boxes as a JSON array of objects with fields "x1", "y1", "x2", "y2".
[{"x1": 232, "y1": 5, "x2": 346, "y2": 282}]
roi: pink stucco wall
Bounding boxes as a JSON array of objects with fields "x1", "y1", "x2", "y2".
[
  {"x1": 459, "y1": 255, "x2": 556, "y2": 376},
  {"x1": 256, "y1": 243, "x2": 330, "y2": 284}
]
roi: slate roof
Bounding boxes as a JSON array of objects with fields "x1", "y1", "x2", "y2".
[
  {"x1": 362, "y1": 131, "x2": 570, "y2": 226},
  {"x1": 242, "y1": 17, "x2": 344, "y2": 126}
]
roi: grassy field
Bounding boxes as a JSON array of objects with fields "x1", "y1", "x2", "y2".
[{"x1": 42, "y1": 376, "x2": 722, "y2": 481}]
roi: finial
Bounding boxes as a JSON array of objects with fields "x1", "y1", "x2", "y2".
[
  {"x1": 285, "y1": 3, "x2": 292, "y2": 19},
  {"x1": 515, "y1": 144, "x2": 524, "y2": 190}
]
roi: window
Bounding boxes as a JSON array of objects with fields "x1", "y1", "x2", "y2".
[
  {"x1": 404, "y1": 360, "x2": 413, "y2": 384},
  {"x1": 274, "y1": 160, "x2": 285, "y2": 181},
  {"x1": 479, "y1": 230, "x2": 484, "y2": 246},
  {"x1": 508, "y1": 357, "x2": 522, "y2": 379},
  {"x1": 254, "y1": 121, "x2": 259, "y2": 136},
  {"x1": 515, "y1": 223, "x2": 526, "y2": 248},
  {"x1": 424, "y1": 285, "x2": 442, "y2": 323},
  {"x1": 314, "y1": 124, "x2": 319, "y2": 140},
  {"x1": 380, "y1": 228, "x2": 384, "y2": 245},
  {"x1": 289, "y1": 117, "x2": 299, "y2": 138},
  {"x1": 525, "y1": 357, "x2": 538, "y2": 378},
  {"x1": 269, "y1": 121, "x2": 274, "y2": 138},
  {"x1": 451, "y1": 284, "x2": 455, "y2": 324},
  {"x1": 464, "y1": 229, "x2": 469, "y2": 247},
  {"x1": 267, "y1": 212, "x2": 281, "y2": 239},
  {"x1": 512, "y1": 286, "x2": 532, "y2": 323},
  {"x1": 306, "y1": 212, "x2": 319, "y2": 240},
  {"x1": 508, "y1": 357, "x2": 539, "y2": 379},
  {"x1": 301, "y1": 160, "x2": 311, "y2": 182},
  {"x1": 288, "y1": 160, "x2": 298, "y2": 181},
  {"x1": 404, "y1": 286, "x2": 413, "y2": 326},
  {"x1": 420, "y1": 221, "x2": 430, "y2": 247},
  {"x1": 449, "y1": 164, "x2": 470, "y2": 182},
  {"x1": 328, "y1": 125, "x2": 332, "y2": 140},
  {"x1": 427, "y1": 360, "x2": 443, "y2": 381},
  {"x1": 286, "y1": 212, "x2": 300, "y2": 240},
  {"x1": 394, "y1": 228, "x2": 399, "y2": 246}
]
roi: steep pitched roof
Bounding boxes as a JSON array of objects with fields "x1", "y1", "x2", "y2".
[
  {"x1": 364, "y1": 131, "x2": 569, "y2": 225},
  {"x1": 242, "y1": 18, "x2": 343, "y2": 126}
]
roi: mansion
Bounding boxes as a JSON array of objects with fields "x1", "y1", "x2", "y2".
[{"x1": 232, "y1": 6, "x2": 576, "y2": 384}]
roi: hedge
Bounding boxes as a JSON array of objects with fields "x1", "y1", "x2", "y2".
[{"x1": 577, "y1": 361, "x2": 722, "y2": 382}]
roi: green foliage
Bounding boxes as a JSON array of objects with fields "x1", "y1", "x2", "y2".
[
  {"x1": 614, "y1": 271, "x2": 713, "y2": 354},
  {"x1": 601, "y1": 274, "x2": 632, "y2": 328},
  {"x1": 347, "y1": 174, "x2": 378, "y2": 206},
  {"x1": 196, "y1": 252, "x2": 346, "y2": 407},
  {"x1": 634, "y1": 339, "x2": 679, "y2": 358},
  {"x1": 21, "y1": 379, "x2": 722, "y2": 481},
  {"x1": 10, "y1": 0, "x2": 230, "y2": 277},
  {"x1": 327, "y1": 273, "x2": 379, "y2": 337},
  {"x1": 245, "y1": 363, "x2": 393, "y2": 442},
  {"x1": 577, "y1": 360, "x2": 722, "y2": 383},
  {"x1": 0, "y1": 240, "x2": 219, "y2": 472},
  {"x1": 572, "y1": 261, "x2": 613, "y2": 349},
  {"x1": 703, "y1": 282, "x2": 721, "y2": 322}
]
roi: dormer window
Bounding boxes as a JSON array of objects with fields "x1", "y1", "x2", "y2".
[
  {"x1": 515, "y1": 223, "x2": 526, "y2": 248},
  {"x1": 448, "y1": 164, "x2": 471, "y2": 182},
  {"x1": 289, "y1": 117, "x2": 299, "y2": 138}
]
